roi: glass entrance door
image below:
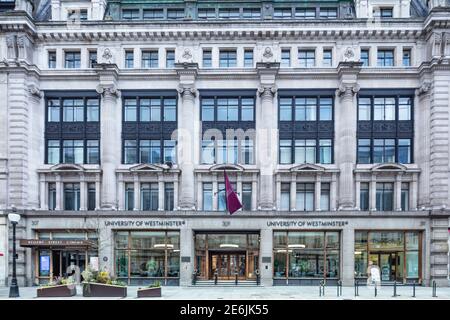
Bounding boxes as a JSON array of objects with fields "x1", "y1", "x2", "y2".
[
  {"x1": 210, "y1": 252, "x2": 246, "y2": 280},
  {"x1": 369, "y1": 252, "x2": 399, "y2": 281}
]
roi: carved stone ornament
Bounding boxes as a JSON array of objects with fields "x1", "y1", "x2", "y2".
[
  {"x1": 27, "y1": 84, "x2": 42, "y2": 99},
  {"x1": 257, "y1": 85, "x2": 277, "y2": 97},
  {"x1": 343, "y1": 47, "x2": 355, "y2": 61},
  {"x1": 96, "y1": 84, "x2": 120, "y2": 97},
  {"x1": 177, "y1": 86, "x2": 197, "y2": 97},
  {"x1": 262, "y1": 47, "x2": 274, "y2": 60},
  {"x1": 418, "y1": 82, "x2": 432, "y2": 96},
  {"x1": 337, "y1": 83, "x2": 360, "y2": 97},
  {"x1": 182, "y1": 48, "x2": 193, "y2": 61},
  {"x1": 102, "y1": 48, "x2": 113, "y2": 64}
]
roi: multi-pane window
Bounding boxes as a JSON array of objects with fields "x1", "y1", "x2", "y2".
[
  {"x1": 122, "y1": 9, "x2": 140, "y2": 20},
  {"x1": 281, "y1": 49, "x2": 291, "y2": 67},
  {"x1": 143, "y1": 9, "x2": 164, "y2": 19},
  {"x1": 296, "y1": 183, "x2": 314, "y2": 211},
  {"x1": 124, "y1": 139, "x2": 176, "y2": 164},
  {"x1": 201, "y1": 96, "x2": 254, "y2": 121},
  {"x1": 280, "y1": 183, "x2": 290, "y2": 211},
  {"x1": 217, "y1": 98, "x2": 238, "y2": 121},
  {"x1": 125, "y1": 183, "x2": 134, "y2": 210},
  {"x1": 201, "y1": 139, "x2": 254, "y2": 164},
  {"x1": 80, "y1": 9, "x2": 88, "y2": 20},
  {"x1": 218, "y1": 181, "x2": 237, "y2": 211},
  {"x1": 89, "y1": 50, "x2": 97, "y2": 68},
  {"x1": 360, "y1": 49, "x2": 370, "y2": 66},
  {"x1": 358, "y1": 96, "x2": 412, "y2": 121},
  {"x1": 125, "y1": 50, "x2": 134, "y2": 68},
  {"x1": 166, "y1": 49, "x2": 175, "y2": 68},
  {"x1": 48, "y1": 99, "x2": 60, "y2": 122},
  {"x1": 167, "y1": 9, "x2": 184, "y2": 19},
  {"x1": 164, "y1": 183, "x2": 174, "y2": 211},
  {"x1": 243, "y1": 8, "x2": 261, "y2": 19},
  {"x1": 323, "y1": 49, "x2": 332, "y2": 67},
  {"x1": 86, "y1": 99, "x2": 99, "y2": 122},
  {"x1": 295, "y1": 140, "x2": 316, "y2": 164},
  {"x1": 140, "y1": 99, "x2": 161, "y2": 121},
  {"x1": 274, "y1": 8, "x2": 292, "y2": 19},
  {"x1": 140, "y1": 183, "x2": 158, "y2": 210},
  {"x1": 48, "y1": 183, "x2": 56, "y2": 210},
  {"x1": 281, "y1": 139, "x2": 332, "y2": 164},
  {"x1": 124, "y1": 140, "x2": 137, "y2": 164},
  {"x1": 47, "y1": 140, "x2": 60, "y2": 164},
  {"x1": 217, "y1": 140, "x2": 238, "y2": 164},
  {"x1": 64, "y1": 183, "x2": 80, "y2": 211},
  {"x1": 298, "y1": 49, "x2": 315, "y2": 67},
  {"x1": 241, "y1": 98, "x2": 254, "y2": 121},
  {"x1": 142, "y1": 50, "x2": 159, "y2": 68},
  {"x1": 398, "y1": 139, "x2": 411, "y2": 163},
  {"x1": 279, "y1": 140, "x2": 292, "y2": 164},
  {"x1": 63, "y1": 140, "x2": 84, "y2": 164},
  {"x1": 403, "y1": 49, "x2": 411, "y2": 66},
  {"x1": 64, "y1": 51, "x2": 81, "y2": 68},
  {"x1": 374, "y1": 7, "x2": 393, "y2": 18},
  {"x1": 295, "y1": 8, "x2": 316, "y2": 19},
  {"x1": 373, "y1": 139, "x2": 396, "y2": 163},
  {"x1": 86, "y1": 140, "x2": 100, "y2": 164},
  {"x1": 399, "y1": 98, "x2": 411, "y2": 120},
  {"x1": 320, "y1": 183, "x2": 330, "y2": 211},
  {"x1": 374, "y1": 97, "x2": 396, "y2": 120},
  {"x1": 401, "y1": 183, "x2": 409, "y2": 211},
  {"x1": 48, "y1": 51, "x2": 56, "y2": 69},
  {"x1": 63, "y1": 99, "x2": 84, "y2": 122},
  {"x1": 377, "y1": 49, "x2": 395, "y2": 67},
  {"x1": 295, "y1": 98, "x2": 316, "y2": 121},
  {"x1": 358, "y1": 138, "x2": 411, "y2": 164},
  {"x1": 244, "y1": 49, "x2": 254, "y2": 68},
  {"x1": 198, "y1": 8, "x2": 216, "y2": 19},
  {"x1": 201, "y1": 140, "x2": 215, "y2": 164},
  {"x1": 376, "y1": 183, "x2": 393, "y2": 211},
  {"x1": 139, "y1": 140, "x2": 161, "y2": 163},
  {"x1": 87, "y1": 183, "x2": 96, "y2": 211},
  {"x1": 242, "y1": 183, "x2": 252, "y2": 211},
  {"x1": 357, "y1": 139, "x2": 371, "y2": 164},
  {"x1": 360, "y1": 183, "x2": 369, "y2": 211},
  {"x1": 163, "y1": 140, "x2": 177, "y2": 163},
  {"x1": 202, "y1": 49, "x2": 212, "y2": 68},
  {"x1": 124, "y1": 98, "x2": 176, "y2": 122},
  {"x1": 357, "y1": 97, "x2": 371, "y2": 120},
  {"x1": 203, "y1": 183, "x2": 213, "y2": 210},
  {"x1": 218, "y1": 8, "x2": 240, "y2": 19},
  {"x1": 319, "y1": 8, "x2": 337, "y2": 19},
  {"x1": 219, "y1": 50, "x2": 237, "y2": 68},
  {"x1": 319, "y1": 139, "x2": 332, "y2": 164}
]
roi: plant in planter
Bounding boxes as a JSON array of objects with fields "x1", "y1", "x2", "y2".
[
  {"x1": 137, "y1": 280, "x2": 162, "y2": 298},
  {"x1": 82, "y1": 266, "x2": 127, "y2": 298},
  {"x1": 37, "y1": 276, "x2": 77, "y2": 297}
]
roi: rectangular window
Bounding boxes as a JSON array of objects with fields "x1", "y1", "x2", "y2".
[
  {"x1": 319, "y1": 139, "x2": 332, "y2": 164},
  {"x1": 374, "y1": 7, "x2": 393, "y2": 18},
  {"x1": 64, "y1": 51, "x2": 81, "y2": 69},
  {"x1": 48, "y1": 51, "x2": 56, "y2": 69},
  {"x1": 403, "y1": 49, "x2": 411, "y2": 66},
  {"x1": 122, "y1": 9, "x2": 140, "y2": 20},
  {"x1": 376, "y1": 182, "x2": 393, "y2": 211},
  {"x1": 124, "y1": 140, "x2": 137, "y2": 164},
  {"x1": 163, "y1": 140, "x2": 176, "y2": 164},
  {"x1": 242, "y1": 183, "x2": 252, "y2": 211},
  {"x1": 202, "y1": 49, "x2": 212, "y2": 68},
  {"x1": 166, "y1": 49, "x2": 175, "y2": 68},
  {"x1": 125, "y1": 50, "x2": 134, "y2": 68},
  {"x1": 80, "y1": 9, "x2": 88, "y2": 20},
  {"x1": 48, "y1": 183, "x2": 56, "y2": 210},
  {"x1": 319, "y1": 8, "x2": 337, "y2": 19},
  {"x1": 140, "y1": 183, "x2": 158, "y2": 210},
  {"x1": 319, "y1": 98, "x2": 332, "y2": 120},
  {"x1": 295, "y1": 97, "x2": 316, "y2": 121},
  {"x1": 167, "y1": 9, "x2": 184, "y2": 19},
  {"x1": 63, "y1": 140, "x2": 84, "y2": 164},
  {"x1": 295, "y1": 139, "x2": 316, "y2": 164},
  {"x1": 244, "y1": 49, "x2": 254, "y2": 68},
  {"x1": 357, "y1": 139, "x2": 371, "y2": 164},
  {"x1": 241, "y1": 98, "x2": 254, "y2": 121},
  {"x1": 320, "y1": 183, "x2": 330, "y2": 211},
  {"x1": 63, "y1": 99, "x2": 84, "y2": 122},
  {"x1": 358, "y1": 97, "x2": 371, "y2": 121},
  {"x1": 139, "y1": 140, "x2": 161, "y2": 164},
  {"x1": 143, "y1": 9, "x2": 164, "y2": 19},
  {"x1": 274, "y1": 8, "x2": 292, "y2": 19},
  {"x1": 377, "y1": 49, "x2": 395, "y2": 67},
  {"x1": 125, "y1": 183, "x2": 134, "y2": 210},
  {"x1": 279, "y1": 140, "x2": 292, "y2": 164},
  {"x1": 243, "y1": 8, "x2": 261, "y2": 19},
  {"x1": 64, "y1": 183, "x2": 80, "y2": 211},
  {"x1": 201, "y1": 140, "x2": 215, "y2": 164},
  {"x1": 296, "y1": 183, "x2": 315, "y2": 211},
  {"x1": 89, "y1": 50, "x2": 97, "y2": 68},
  {"x1": 47, "y1": 99, "x2": 60, "y2": 122},
  {"x1": 86, "y1": 99, "x2": 99, "y2": 122},
  {"x1": 219, "y1": 50, "x2": 237, "y2": 68},
  {"x1": 401, "y1": 183, "x2": 409, "y2": 211},
  {"x1": 139, "y1": 98, "x2": 161, "y2": 121},
  {"x1": 163, "y1": 98, "x2": 176, "y2": 121},
  {"x1": 279, "y1": 98, "x2": 292, "y2": 121},
  {"x1": 360, "y1": 183, "x2": 369, "y2": 211},
  {"x1": 323, "y1": 49, "x2": 332, "y2": 67},
  {"x1": 398, "y1": 97, "x2": 411, "y2": 120},
  {"x1": 216, "y1": 140, "x2": 238, "y2": 164},
  {"x1": 164, "y1": 183, "x2": 174, "y2": 211},
  {"x1": 218, "y1": 8, "x2": 240, "y2": 19},
  {"x1": 374, "y1": 97, "x2": 395, "y2": 120},
  {"x1": 198, "y1": 8, "x2": 216, "y2": 19},
  {"x1": 47, "y1": 140, "x2": 60, "y2": 164},
  {"x1": 201, "y1": 98, "x2": 214, "y2": 121},
  {"x1": 142, "y1": 50, "x2": 159, "y2": 68},
  {"x1": 217, "y1": 98, "x2": 238, "y2": 121},
  {"x1": 87, "y1": 183, "x2": 96, "y2": 211},
  {"x1": 281, "y1": 49, "x2": 291, "y2": 68},
  {"x1": 243, "y1": 138, "x2": 254, "y2": 164},
  {"x1": 398, "y1": 139, "x2": 411, "y2": 164},
  {"x1": 86, "y1": 140, "x2": 99, "y2": 164},
  {"x1": 361, "y1": 49, "x2": 370, "y2": 66},
  {"x1": 124, "y1": 99, "x2": 137, "y2": 121},
  {"x1": 373, "y1": 139, "x2": 395, "y2": 163},
  {"x1": 280, "y1": 183, "x2": 290, "y2": 211},
  {"x1": 203, "y1": 183, "x2": 213, "y2": 210},
  {"x1": 295, "y1": 8, "x2": 316, "y2": 19},
  {"x1": 298, "y1": 49, "x2": 315, "y2": 67}
]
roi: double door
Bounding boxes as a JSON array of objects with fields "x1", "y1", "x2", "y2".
[
  {"x1": 369, "y1": 252, "x2": 403, "y2": 281},
  {"x1": 210, "y1": 252, "x2": 246, "y2": 280},
  {"x1": 52, "y1": 250, "x2": 86, "y2": 279}
]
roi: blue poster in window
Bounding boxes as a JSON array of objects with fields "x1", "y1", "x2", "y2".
[{"x1": 40, "y1": 255, "x2": 50, "y2": 276}]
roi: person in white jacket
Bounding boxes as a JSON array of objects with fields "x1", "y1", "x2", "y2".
[{"x1": 366, "y1": 261, "x2": 381, "y2": 290}]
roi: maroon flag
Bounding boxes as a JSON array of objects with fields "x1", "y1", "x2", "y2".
[{"x1": 224, "y1": 170, "x2": 242, "y2": 215}]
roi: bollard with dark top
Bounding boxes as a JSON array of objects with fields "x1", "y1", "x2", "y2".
[
  {"x1": 192, "y1": 270, "x2": 197, "y2": 285},
  {"x1": 354, "y1": 280, "x2": 359, "y2": 297},
  {"x1": 256, "y1": 269, "x2": 260, "y2": 286},
  {"x1": 392, "y1": 280, "x2": 397, "y2": 297},
  {"x1": 375, "y1": 285, "x2": 377, "y2": 297},
  {"x1": 214, "y1": 270, "x2": 218, "y2": 285},
  {"x1": 412, "y1": 281, "x2": 416, "y2": 297},
  {"x1": 432, "y1": 280, "x2": 437, "y2": 297},
  {"x1": 235, "y1": 272, "x2": 238, "y2": 285},
  {"x1": 337, "y1": 280, "x2": 342, "y2": 297}
]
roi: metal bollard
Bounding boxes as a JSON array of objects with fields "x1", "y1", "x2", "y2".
[
  {"x1": 354, "y1": 280, "x2": 359, "y2": 297},
  {"x1": 235, "y1": 273, "x2": 238, "y2": 285},
  {"x1": 214, "y1": 272, "x2": 218, "y2": 285},
  {"x1": 319, "y1": 280, "x2": 325, "y2": 297},
  {"x1": 392, "y1": 281, "x2": 397, "y2": 297},
  {"x1": 412, "y1": 281, "x2": 416, "y2": 298},
  {"x1": 337, "y1": 280, "x2": 342, "y2": 297},
  {"x1": 432, "y1": 280, "x2": 437, "y2": 297},
  {"x1": 374, "y1": 285, "x2": 377, "y2": 297}
]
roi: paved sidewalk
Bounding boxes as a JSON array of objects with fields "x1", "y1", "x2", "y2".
[{"x1": 0, "y1": 285, "x2": 449, "y2": 300}]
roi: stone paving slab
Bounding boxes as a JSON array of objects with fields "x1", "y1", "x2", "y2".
[{"x1": 0, "y1": 285, "x2": 449, "y2": 300}]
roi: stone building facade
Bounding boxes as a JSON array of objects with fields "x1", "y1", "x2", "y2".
[{"x1": 0, "y1": 0, "x2": 449, "y2": 287}]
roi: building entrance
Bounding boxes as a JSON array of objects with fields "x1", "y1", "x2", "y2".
[{"x1": 210, "y1": 251, "x2": 246, "y2": 280}]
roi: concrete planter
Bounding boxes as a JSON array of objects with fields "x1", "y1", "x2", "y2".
[
  {"x1": 82, "y1": 283, "x2": 127, "y2": 297},
  {"x1": 37, "y1": 284, "x2": 77, "y2": 297},
  {"x1": 137, "y1": 287, "x2": 162, "y2": 298}
]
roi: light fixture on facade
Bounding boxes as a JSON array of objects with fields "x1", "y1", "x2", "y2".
[
  {"x1": 354, "y1": 251, "x2": 362, "y2": 255},
  {"x1": 153, "y1": 244, "x2": 174, "y2": 249},
  {"x1": 219, "y1": 244, "x2": 239, "y2": 248},
  {"x1": 276, "y1": 249, "x2": 293, "y2": 253},
  {"x1": 288, "y1": 244, "x2": 306, "y2": 249}
]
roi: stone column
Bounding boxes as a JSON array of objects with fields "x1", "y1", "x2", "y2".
[
  {"x1": 290, "y1": 174, "x2": 296, "y2": 211},
  {"x1": 212, "y1": 177, "x2": 218, "y2": 211},
  {"x1": 173, "y1": 176, "x2": 179, "y2": 211},
  {"x1": 55, "y1": 175, "x2": 62, "y2": 210},
  {"x1": 275, "y1": 178, "x2": 281, "y2": 210},
  {"x1": 158, "y1": 174, "x2": 164, "y2": 211},
  {"x1": 97, "y1": 83, "x2": 120, "y2": 210},
  {"x1": 341, "y1": 227, "x2": 355, "y2": 286},
  {"x1": 117, "y1": 174, "x2": 124, "y2": 210},
  {"x1": 355, "y1": 174, "x2": 361, "y2": 210},
  {"x1": 133, "y1": 175, "x2": 139, "y2": 211},
  {"x1": 95, "y1": 175, "x2": 101, "y2": 210},
  {"x1": 330, "y1": 172, "x2": 337, "y2": 211},
  {"x1": 394, "y1": 173, "x2": 402, "y2": 211},
  {"x1": 336, "y1": 61, "x2": 361, "y2": 210},
  {"x1": 369, "y1": 174, "x2": 377, "y2": 211},
  {"x1": 176, "y1": 63, "x2": 198, "y2": 210},
  {"x1": 179, "y1": 227, "x2": 194, "y2": 286},
  {"x1": 39, "y1": 175, "x2": 47, "y2": 210},
  {"x1": 259, "y1": 228, "x2": 273, "y2": 286},
  {"x1": 80, "y1": 179, "x2": 87, "y2": 211},
  {"x1": 410, "y1": 173, "x2": 418, "y2": 210},
  {"x1": 315, "y1": 174, "x2": 322, "y2": 211},
  {"x1": 251, "y1": 174, "x2": 257, "y2": 211}
]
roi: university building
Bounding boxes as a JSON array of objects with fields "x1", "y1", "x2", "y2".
[{"x1": 0, "y1": 0, "x2": 450, "y2": 288}]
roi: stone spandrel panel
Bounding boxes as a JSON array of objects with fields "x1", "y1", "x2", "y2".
[
  {"x1": 430, "y1": 255, "x2": 449, "y2": 265},
  {"x1": 430, "y1": 242, "x2": 449, "y2": 254}
]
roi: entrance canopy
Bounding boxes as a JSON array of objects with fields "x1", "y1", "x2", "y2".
[{"x1": 20, "y1": 239, "x2": 95, "y2": 249}]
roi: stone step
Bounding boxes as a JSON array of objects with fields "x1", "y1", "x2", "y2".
[{"x1": 191, "y1": 280, "x2": 260, "y2": 287}]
